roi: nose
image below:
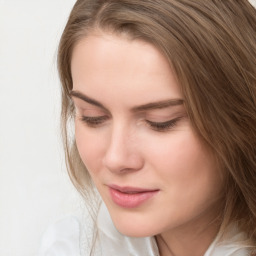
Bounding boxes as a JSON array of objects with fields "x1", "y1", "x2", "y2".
[{"x1": 102, "y1": 124, "x2": 144, "y2": 174}]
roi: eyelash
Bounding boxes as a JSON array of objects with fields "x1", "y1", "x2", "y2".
[
  {"x1": 79, "y1": 116, "x2": 109, "y2": 127},
  {"x1": 145, "y1": 117, "x2": 181, "y2": 132},
  {"x1": 79, "y1": 116, "x2": 181, "y2": 131}
]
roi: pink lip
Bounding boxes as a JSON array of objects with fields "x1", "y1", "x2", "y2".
[{"x1": 108, "y1": 185, "x2": 159, "y2": 208}]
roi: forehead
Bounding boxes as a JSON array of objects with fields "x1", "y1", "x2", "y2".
[{"x1": 71, "y1": 32, "x2": 182, "y2": 105}]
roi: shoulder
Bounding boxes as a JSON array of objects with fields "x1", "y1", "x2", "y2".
[
  {"x1": 38, "y1": 216, "x2": 81, "y2": 256},
  {"x1": 205, "y1": 226, "x2": 251, "y2": 256}
]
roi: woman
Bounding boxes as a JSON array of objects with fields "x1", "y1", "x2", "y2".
[{"x1": 40, "y1": 0, "x2": 256, "y2": 255}]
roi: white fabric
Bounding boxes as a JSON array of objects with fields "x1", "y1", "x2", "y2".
[
  {"x1": 38, "y1": 216, "x2": 81, "y2": 256},
  {"x1": 38, "y1": 203, "x2": 249, "y2": 256},
  {"x1": 204, "y1": 228, "x2": 249, "y2": 256}
]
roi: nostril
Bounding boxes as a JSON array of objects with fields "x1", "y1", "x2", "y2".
[
  {"x1": 102, "y1": 147, "x2": 144, "y2": 174},
  {"x1": 102, "y1": 126, "x2": 144, "y2": 173}
]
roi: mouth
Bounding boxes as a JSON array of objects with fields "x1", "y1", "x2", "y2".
[{"x1": 108, "y1": 185, "x2": 159, "y2": 208}]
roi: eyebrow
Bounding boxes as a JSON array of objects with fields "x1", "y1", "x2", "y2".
[
  {"x1": 70, "y1": 90, "x2": 108, "y2": 111},
  {"x1": 70, "y1": 90, "x2": 184, "y2": 112},
  {"x1": 132, "y1": 98, "x2": 184, "y2": 112}
]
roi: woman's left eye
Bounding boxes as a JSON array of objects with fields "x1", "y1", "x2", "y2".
[{"x1": 145, "y1": 117, "x2": 181, "y2": 132}]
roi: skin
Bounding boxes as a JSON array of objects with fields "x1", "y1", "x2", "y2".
[{"x1": 71, "y1": 32, "x2": 224, "y2": 256}]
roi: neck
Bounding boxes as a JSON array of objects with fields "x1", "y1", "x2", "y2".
[{"x1": 156, "y1": 204, "x2": 222, "y2": 256}]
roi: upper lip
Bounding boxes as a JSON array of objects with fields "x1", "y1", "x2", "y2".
[{"x1": 109, "y1": 184, "x2": 159, "y2": 193}]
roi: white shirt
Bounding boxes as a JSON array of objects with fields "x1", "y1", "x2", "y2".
[{"x1": 38, "y1": 203, "x2": 249, "y2": 256}]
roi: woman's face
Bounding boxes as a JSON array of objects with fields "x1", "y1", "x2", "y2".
[{"x1": 71, "y1": 32, "x2": 223, "y2": 237}]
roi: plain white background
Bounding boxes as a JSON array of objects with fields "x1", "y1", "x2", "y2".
[
  {"x1": 0, "y1": 1, "x2": 82, "y2": 256},
  {"x1": 0, "y1": 1, "x2": 256, "y2": 256}
]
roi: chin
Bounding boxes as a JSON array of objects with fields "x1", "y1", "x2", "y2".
[
  {"x1": 110, "y1": 211, "x2": 159, "y2": 238},
  {"x1": 115, "y1": 224, "x2": 155, "y2": 238}
]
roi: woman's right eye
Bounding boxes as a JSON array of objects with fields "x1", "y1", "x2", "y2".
[{"x1": 79, "y1": 115, "x2": 108, "y2": 127}]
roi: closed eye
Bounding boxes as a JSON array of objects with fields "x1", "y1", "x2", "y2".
[
  {"x1": 79, "y1": 115, "x2": 108, "y2": 127},
  {"x1": 79, "y1": 115, "x2": 183, "y2": 131},
  {"x1": 146, "y1": 117, "x2": 182, "y2": 132}
]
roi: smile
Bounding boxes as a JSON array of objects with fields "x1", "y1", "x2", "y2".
[{"x1": 108, "y1": 185, "x2": 159, "y2": 208}]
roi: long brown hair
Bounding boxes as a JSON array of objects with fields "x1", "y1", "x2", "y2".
[{"x1": 58, "y1": 0, "x2": 256, "y2": 251}]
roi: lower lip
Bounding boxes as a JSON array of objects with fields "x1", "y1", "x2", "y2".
[{"x1": 109, "y1": 188, "x2": 159, "y2": 208}]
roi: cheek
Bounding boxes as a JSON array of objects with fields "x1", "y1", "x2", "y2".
[
  {"x1": 146, "y1": 130, "x2": 223, "y2": 201},
  {"x1": 143, "y1": 130, "x2": 205, "y2": 171},
  {"x1": 75, "y1": 122, "x2": 104, "y2": 175}
]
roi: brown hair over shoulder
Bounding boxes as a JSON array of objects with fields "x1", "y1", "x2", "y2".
[{"x1": 58, "y1": 0, "x2": 256, "y2": 251}]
